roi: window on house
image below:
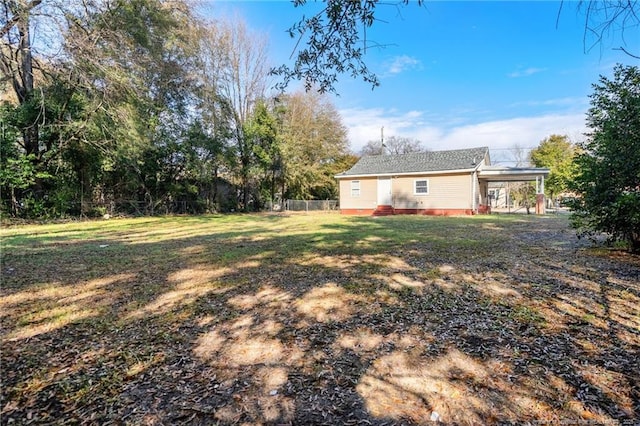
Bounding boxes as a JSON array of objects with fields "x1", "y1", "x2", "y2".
[
  {"x1": 351, "y1": 180, "x2": 360, "y2": 197},
  {"x1": 414, "y1": 179, "x2": 429, "y2": 195}
]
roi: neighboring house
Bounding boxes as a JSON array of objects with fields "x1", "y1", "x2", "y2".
[
  {"x1": 335, "y1": 147, "x2": 549, "y2": 216},
  {"x1": 488, "y1": 183, "x2": 508, "y2": 208}
]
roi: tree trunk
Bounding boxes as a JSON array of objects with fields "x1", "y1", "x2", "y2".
[
  {"x1": 15, "y1": 19, "x2": 39, "y2": 159},
  {"x1": 212, "y1": 166, "x2": 218, "y2": 212},
  {"x1": 242, "y1": 174, "x2": 249, "y2": 211},
  {"x1": 270, "y1": 168, "x2": 276, "y2": 204}
]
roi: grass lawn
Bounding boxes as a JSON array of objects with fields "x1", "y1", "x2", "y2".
[{"x1": 1, "y1": 213, "x2": 639, "y2": 425}]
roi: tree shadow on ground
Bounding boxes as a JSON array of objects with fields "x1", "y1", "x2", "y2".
[{"x1": 1, "y1": 214, "x2": 638, "y2": 424}]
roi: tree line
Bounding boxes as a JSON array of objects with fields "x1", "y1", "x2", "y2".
[{"x1": 1, "y1": 0, "x2": 356, "y2": 217}]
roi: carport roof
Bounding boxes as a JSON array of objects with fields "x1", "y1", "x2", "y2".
[{"x1": 479, "y1": 166, "x2": 550, "y2": 182}]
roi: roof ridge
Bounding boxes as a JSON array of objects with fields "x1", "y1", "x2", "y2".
[
  {"x1": 338, "y1": 146, "x2": 489, "y2": 177},
  {"x1": 362, "y1": 146, "x2": 488, "y2": 158}
]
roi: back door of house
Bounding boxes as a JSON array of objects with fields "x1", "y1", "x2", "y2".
[{"x1": 377, "y1": 178, "x2": 392, "y2": 205}]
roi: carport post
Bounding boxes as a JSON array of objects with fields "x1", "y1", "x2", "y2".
[{"x1": 535, "y1": 176, "x2": 545, "y2": 214}]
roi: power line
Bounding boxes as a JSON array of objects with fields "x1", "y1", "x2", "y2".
[{"x1": 490, "y1": 147, "x2": 536, "y2": 151}]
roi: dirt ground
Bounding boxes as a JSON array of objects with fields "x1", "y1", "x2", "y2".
[{"x1": 1, "y1": 214, "x2": 638, "y2": 425}]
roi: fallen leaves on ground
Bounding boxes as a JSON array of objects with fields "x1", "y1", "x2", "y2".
[{"x1": 1, "y1": 214, "x2": 638, "y2": 425}]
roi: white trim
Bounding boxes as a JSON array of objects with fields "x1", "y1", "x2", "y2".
[
  {"x1": 350, "y1": 180, "x2": 361, "y2": 197},
  {"x1": 471, "y1": 171, "x2": 477, "y2": 211},
  {"x1": 414, "y1": 179, "x2": 429, "y2": 195}
]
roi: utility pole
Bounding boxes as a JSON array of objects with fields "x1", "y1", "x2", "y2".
[{"x1": 381, "y1": 126, "x2": 385, "y2": 154}]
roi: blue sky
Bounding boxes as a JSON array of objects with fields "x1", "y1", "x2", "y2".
[{"x1": 201, "y1": 1, "x2": 639, "y2": 163}]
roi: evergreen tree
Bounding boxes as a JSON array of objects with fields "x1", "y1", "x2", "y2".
[{"x1": 570, "y1": 64, "x2": 640, "y2": 252}]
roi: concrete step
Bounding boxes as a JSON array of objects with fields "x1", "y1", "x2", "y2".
[{"x1": 373, "y1": 205, "x2": 395, "y2": 216}]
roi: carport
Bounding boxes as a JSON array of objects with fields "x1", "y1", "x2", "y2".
[{"x1": 478, "y1": 166, "x2": 550, "y2": 214}]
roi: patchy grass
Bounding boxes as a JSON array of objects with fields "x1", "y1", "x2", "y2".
[{"x1": 1, "y1": 213, "x2": 639, "y2": 425}]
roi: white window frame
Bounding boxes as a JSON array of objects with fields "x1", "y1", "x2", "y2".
[
  {"x1": 414, "y1": 179, "x2": 429, "y2": 195},
  {"x1": 350, "y1": 180, "x2": 361, "y2": 197}
]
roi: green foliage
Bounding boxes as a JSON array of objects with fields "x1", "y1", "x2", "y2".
[
  {"x1": 1, "y1": 1, "x2": 353, "y2": 219},
  {"x1": 244, "y1": 101, "x2": 281, "y2": 207},
  {"x1": 0, "y1": 155, "x2": 50, "y2": 190},
  {"x1": 277, "y1": 90, "x2": 350, "y2": 200},
  {"x1": 570, "y1": 64, "x2": 640, "y2": 252},
  {"x1": 530, "y1": 134, "x2": 577, "y2": 199},
  {"x1": 1, "y1": 103, "x2": 51, "y2": 217},
  {"x1": 510, "y1": 183, "x2": 537, "y2": 214}
]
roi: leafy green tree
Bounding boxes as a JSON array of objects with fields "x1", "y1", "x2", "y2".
[
  {"x1": 510, "y1": 183, "x2": 536, "y2": 215},
  {"x1": 277, "y1": 89, "x2": 350, "y2": 200},
  {"x1": 184, "y1": 118, "x2": 233, "y2": 212},
  {"x1": 316, "y1": 153, "x2": 358, "y2": 199},
  {"x1": 2, "y1": 0, "x2": 202, "y2": 216},
  {"x1": 570, "y1": 64, "x2": 640, "y2": 252},
  {"x1": 530, "y1": 134, "x2": 577, "y2": 201},
  {"x1": 244, "y1": 100, "x2": 280, "y2": 209},
  {"x1": 0, "y1": 103, "x2": 51, "y2": 215},
  {"x1": 69, "y1": 0, "x2": 202, "y2": 214}
]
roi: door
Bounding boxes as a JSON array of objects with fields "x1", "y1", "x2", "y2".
[{"x1": 377, "y1": 177, "x2": 392, "y2": 205}]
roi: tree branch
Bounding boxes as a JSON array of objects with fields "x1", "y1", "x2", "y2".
[
  {"x1": 614, "y1": 46, "x2": 640, "y2": 59},
  {"x1": 0, "y1": 0, "x2": 42, "y2": 38}
]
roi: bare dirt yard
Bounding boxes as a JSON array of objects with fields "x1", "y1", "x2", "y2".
[{"x1": 1, "y1": 213, "x2": 639, "y2": 425}]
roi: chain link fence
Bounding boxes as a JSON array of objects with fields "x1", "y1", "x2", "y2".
[
  {"x1": 45, "y1": 200, "x2": 206, "y2": 217},
  {"x1": 279, "y1": 200, "x2": 338, "y2": 212},
  {"x1": 3, "y1": 197, "x2": 339, "y2": 218}
]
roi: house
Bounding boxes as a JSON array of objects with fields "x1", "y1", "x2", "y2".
[
  {"x1": 488, "y1": 183, "x2": 508, "y2": 208},
  {"x1": 335, "y1": 147, "x2": 550, "y2": 216}
]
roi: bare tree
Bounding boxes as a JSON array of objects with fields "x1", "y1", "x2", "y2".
[
  {"x1": 1, "y1": 0, "x2": 46, "y2": 159},
  {"x1": 360, "y1": 136, "x2": 426, "y2": 156},
  {"x1": 507, "y1": 144, "x2": 536, "y2": 214},
  {"x1": 574, "y1": 0, "x2": 640, "y2": 58},
  {"x1": 192, "y1": 23, "x2": 235, "y2": 211},
  {"x1": 212, "y1": 17, "x2": 270, "y2": 210},
  {"x1": 509, "y1": 143, "x2": 531, "y2": 168}
]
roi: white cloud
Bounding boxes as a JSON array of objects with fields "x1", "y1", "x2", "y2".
[
  {"x1": 507, "y1": 67, "x2": 548, "y2": 78},
  {"x1": 509, "y1": 96, "x2": 588, "y2": 108},
  {"x1": 339, "y1": 107, "x2": 587, "y2": 155},
  {"x1": 340, "y1": 107, "x2": 437, "y2": 153},
  {"x1": 383, "y1": 55, "x2": 422, "y2": 77},
  {"x1": 435, "y1": 114, "x2": 586, "y2": 151}
]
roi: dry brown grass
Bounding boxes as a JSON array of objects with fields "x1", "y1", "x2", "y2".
[{"x1": 1, "y1": 213, "x2": 638, "y2": 425}]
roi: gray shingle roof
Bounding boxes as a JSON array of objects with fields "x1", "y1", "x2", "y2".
[{"x1": 337, "y1": 147, "x2": 489, "y2": 177}]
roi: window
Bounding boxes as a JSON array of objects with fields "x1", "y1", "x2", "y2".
[
  {"x1": 351, "y1": 180, "x2": 361, "y2": 197},
  {"x1": 414, "y1": 179, "x2": 429, "y2": 195}
]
